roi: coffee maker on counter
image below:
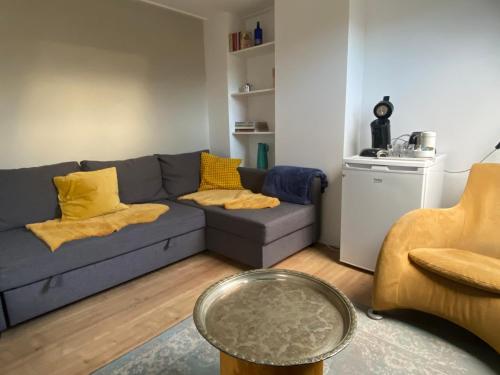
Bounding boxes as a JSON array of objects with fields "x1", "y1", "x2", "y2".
[
  {"x1": 360, "y1": 96, "x2": 393, "y2": 157},
  {"x1": 371, "y1": 96, "x2": 393, "y2": 149},
  {"x1": 359, "y1": 96, "x2": 438, "y2": 158}
]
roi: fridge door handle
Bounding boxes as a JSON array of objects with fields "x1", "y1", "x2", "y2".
[
  {"x1": 344, "y1": 163, "x2": 391, "y2": 171},
  {"x1": 344, "y1": 163, "x2": 421, "y2": 173},
  {"x1": 344, "y1": 163, "x2": 373, "y2": 170},
  {"x1": 371, "y1": 165, "x2": 390, "y2": 171}
]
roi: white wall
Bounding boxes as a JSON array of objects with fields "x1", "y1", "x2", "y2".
[
  {"x1": 204, "y1": 12, "x2": 233, "y2": 157},
  {"x1": 204, "y1": 11, "x2": 246, "y2": 158},
  {"x1": 275, "y1": 0, "x2": 350, "y2": 246},
  {"x1": 0, "y1": 0, "x2": 208, "y2": 168},
  {"x1": 343, "y1": 0, "x2": 366, "y2": 157},
  {"x1": 359, "y1": 0, "x2": 500, "y2": 206}
]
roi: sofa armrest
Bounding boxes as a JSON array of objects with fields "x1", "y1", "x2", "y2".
[
  {"x1": 238, "y1": 167, "x2": 268, "y2": 193},
  {"x1": 310, "y1": 176, "x2": 322, "y2": 241},
  {"x1": 238, "y1": 167, "x2": 322, "y2": 241},
  {"x1": 373, "y1": 206, "x2": 465, "y2": 310}
]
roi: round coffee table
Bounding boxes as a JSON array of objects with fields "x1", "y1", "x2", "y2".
[{"x1": 194, "y1": 269, "x2": 356, "y2": 375}]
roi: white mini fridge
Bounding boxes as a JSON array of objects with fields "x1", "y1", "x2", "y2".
[{"x1": 340, "y1": 155, "x2": 445, "y2": 272}]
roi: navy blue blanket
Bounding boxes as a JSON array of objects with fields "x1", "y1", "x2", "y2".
[{"x1": 262, "y1": 166, "x2": 328, "y2": 205}]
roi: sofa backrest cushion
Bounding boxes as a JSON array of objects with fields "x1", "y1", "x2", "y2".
[
  {"x1": 80, "y1": 156, "x2": 167, "y2": 204},
  {"x1": 238, "y1": 167, "x2": 268, "y2": 193},
  {"x1": 0, "y1": 162, "x2": 80, "y2": 231},
  {"x1": 157, "y1": 150, "x2": 208, "y2": 197}
]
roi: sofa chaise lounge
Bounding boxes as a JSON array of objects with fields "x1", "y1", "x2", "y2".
[{"x1": 0, "y1": 151, "x2": 322, "y2": 332}]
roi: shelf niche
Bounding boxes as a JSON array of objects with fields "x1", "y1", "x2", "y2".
[
  {"x1": 231, "y1": 88, "x2": 275, "y2": 97},
  {"x1": 230, "y1": 41, "x2": 275, "y2": 58},
  {"x1": 232, "y1": 131, "x2": 275, "y2": 135},
  {"x1": 227, "y1": 8, "x2": 275, "y2": 169}
]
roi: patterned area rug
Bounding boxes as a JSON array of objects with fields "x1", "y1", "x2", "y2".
[{"x1": 95, "y1": 307, "x2": 499, "y2": 375}]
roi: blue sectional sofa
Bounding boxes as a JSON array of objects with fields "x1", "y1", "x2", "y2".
[{"x1": 0, "y1": 151, "x2": 321, "y2": 332}]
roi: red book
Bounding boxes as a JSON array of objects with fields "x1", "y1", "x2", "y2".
[{"x1": 232, "y1": 33, "x2": 237, "y2": 52}]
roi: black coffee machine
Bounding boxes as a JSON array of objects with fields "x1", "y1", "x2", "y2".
[{"x1": 360, "y1": 96, "x2": 394, "y2": 157}]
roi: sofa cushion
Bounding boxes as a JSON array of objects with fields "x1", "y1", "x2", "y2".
[
  {"x1": 199, "y1": 152, "x2": 243, "y2": 191},
  {"x1": 81, "y1": 156, "x2": 167, "y2": 204},
  {"x1": 157, "y1": 150, "x2": 208, "y2": 197},
  {"x1": 0, "y1": 162, "x2": 80, "y2": 232},
  {"x1": 0, "y1": 201, "x2": 205, "y2": 291},
  {"x1": 409, "y1": 248, "x2": 500, "y2": 294},
  {"x1": 54, "y1": 167, "x2": 128, "y2": 221},
  {"x1": 179, "y1": 200, "x2": 314, "y2": 244}
]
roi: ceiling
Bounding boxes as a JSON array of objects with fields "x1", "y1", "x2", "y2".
[{"x1": 143, "y1": 0, "x2": 274, "y2": 19}]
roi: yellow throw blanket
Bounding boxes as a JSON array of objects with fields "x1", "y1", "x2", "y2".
[
  {"x1": 179, "y1": 189, "x2": 279, "y2": 209},
  {"x1": 26, "y1": 203, "x2": 169, "y2": 252}
]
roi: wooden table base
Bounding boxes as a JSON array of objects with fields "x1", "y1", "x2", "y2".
[{"x1": 220, "y1": 352, "x2": 323, "y2": 375}]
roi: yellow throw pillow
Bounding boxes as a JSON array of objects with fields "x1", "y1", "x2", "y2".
[
  {"x1": 198, "y1": 152, "x2": 244, "y2": 191},
  {"x1": 53, "y1": 167, "x2": 128, "y2": 221}
]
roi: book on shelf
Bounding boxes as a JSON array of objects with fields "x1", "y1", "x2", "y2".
[
  {"x1": 228, "y1": 32, "x2": 242, "y2": 52},
  {"x1": 229, "y1": 31, "x2": 257, "y2": 52},
  {"x1": 235, "y1": 121, "x2": 269, "y2": 132}
]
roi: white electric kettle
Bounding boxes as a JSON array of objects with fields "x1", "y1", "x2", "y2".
[{"x1": 409, "y1": 131, "x2": 436, "y2": 158}]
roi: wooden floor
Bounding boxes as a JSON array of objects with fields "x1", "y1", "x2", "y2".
[{"x1": 0, "y1": 245, "x2": 372, "y2": 375}]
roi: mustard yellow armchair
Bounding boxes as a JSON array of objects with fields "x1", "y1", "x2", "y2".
[{"x1": 372, "y1": 163, "x2": 500, "y2": 352}]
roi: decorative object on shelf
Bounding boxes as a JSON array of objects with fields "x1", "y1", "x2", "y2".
[
  {"x1": 235, "y1": 121, "x2": 269, "y2": 133},
  {"x1": 241, "y1": 32, "x2": 253, "y2": 49},
  {"x1": 254, "y1": 21, "x2": 263, "y2": 45},
  {"x1": 239, "y1": 83, "x2": 253, "y2": 93},
  {"x1": 257, "y1": 143, "x2": 269, "y2": 170}
]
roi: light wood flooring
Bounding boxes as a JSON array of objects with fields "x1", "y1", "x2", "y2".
[{"x1": 0, "y1": 245, "x2": 373, "y2": 375}]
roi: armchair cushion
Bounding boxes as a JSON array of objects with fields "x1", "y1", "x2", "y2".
[{"x1": 409, "y1": 248, "x2": 500, "y2": 294}]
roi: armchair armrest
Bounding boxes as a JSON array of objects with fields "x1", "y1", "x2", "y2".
[{"x1": 373, "y1": 206, "x2": 465, "y2": 309}]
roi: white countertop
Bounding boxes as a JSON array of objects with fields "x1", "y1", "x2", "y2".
[{"x1": 344, "y1": 154, "x2": 446, "y2": 168}]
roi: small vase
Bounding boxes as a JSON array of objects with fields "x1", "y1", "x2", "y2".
[{"x1": 257, "y1": 143, "x2": 269, "y2": 170}]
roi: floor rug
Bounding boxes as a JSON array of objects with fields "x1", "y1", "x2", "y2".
[{"x1": 94, "y1": 307, "x2": 499, "y2": 375}]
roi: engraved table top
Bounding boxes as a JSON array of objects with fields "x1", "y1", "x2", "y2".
[{"x1": 194, "y1": 269, "x2": 356, "y2": 366}]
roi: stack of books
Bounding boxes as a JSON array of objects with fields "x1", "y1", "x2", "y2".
[{"x1": 235, "y1": 121, "x2": 269, "y2": 133}]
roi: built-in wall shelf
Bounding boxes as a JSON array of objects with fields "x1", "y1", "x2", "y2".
[
  {"x1": 231, "y1": 88, "x2": 275, "y2": 97},
  {"x1": 230, "y1": 41, "x2": 275, "y2": 58},
  {"x1": 232, "y1": 131, "x2": 275, "y2": 136},
  {"x1": 227, "y1": 8, "x2": 275, "y2": 169}
]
